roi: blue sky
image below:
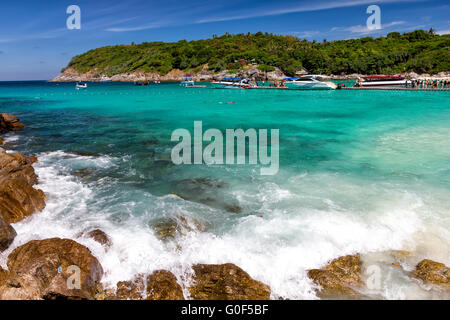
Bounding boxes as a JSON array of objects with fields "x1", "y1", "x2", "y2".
[{"x1": 0, "y1": 0, "x2": 448, "y2": 80}]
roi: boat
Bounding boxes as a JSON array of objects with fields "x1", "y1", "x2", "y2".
[
  {"x1": 100, "y1": 76, "x2": 112, "y2": 82},
  {"x1": 282, "y1": 75, "x2": 337, "y2": 90},
  {"x1": 354, "y1": 76, "x2": 411, "y2": 88},
  {"x1": 180, "y1": 78, "x2": 206, "y2": 88},
  {"x1": 211, "y1": 78, "x2": 253, "y2": 89},
  {"x1": 154, "y1": 80, "x2": 160, "y2": 84},
  {"x1": 75, "y1": 82, "x2": 87, "y2": 89}
]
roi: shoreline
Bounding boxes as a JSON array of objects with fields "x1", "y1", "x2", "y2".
[{"x1": 0, "y1": 113, "x2": 449, "y2": 300}]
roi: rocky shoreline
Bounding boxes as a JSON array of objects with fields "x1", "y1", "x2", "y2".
[
  {"x1": 51, "y1": 66, "x2": 450, "y2": 82},
  {"x1": 0, "y1": 113, "x2": 449, "y2": 300}
]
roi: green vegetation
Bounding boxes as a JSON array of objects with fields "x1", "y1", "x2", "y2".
[{"x1": 64, "y1": 30, "x2": 449, "y2": 76}]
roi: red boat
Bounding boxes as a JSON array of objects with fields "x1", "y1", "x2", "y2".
[{"x1": 354, "y1": 76, "x2": 411, "y2": 88}]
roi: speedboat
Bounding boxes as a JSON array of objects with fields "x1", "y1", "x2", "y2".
[
  {"x1": 212, "y1": 78, "x2": 253, "y2": 89},
  {"x1": 100, "y1": 76, "x2": 112, "y2": 82},
  {"x1": 180, "y1": 78, "x2": 206, "y2": 88},
  {"x1": 180, "y1": 78, "x2": 195, "y2": 86},
  {"x1": 354, "y1": 76, "x2": 411, "y2": 88},
  {"x1": 282, "y1": 75, "x2": 337, "y2": 90},
  {"x1": 75, "y1": 82, "x2": 87, "y2": 89}
]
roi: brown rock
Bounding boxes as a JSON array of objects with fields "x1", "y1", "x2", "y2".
[
  {"x1": 0, "y1": 114, "x2": 25, "y2": 132},
  {"x1": 0, "y1": 149, "x2": 45, "y2": 223},
  {"x1": 189, "y1": 263, "x2": 271, "y2": 300},
  {"x1": 0, "y1": 266, "x2": 9, "y2": 285},
  {"x1": 0, "y1": 215, "x2": 16, "y2": 251},
  {"x1": 413, "y1": 259, "x2": 449, "y2": 286},
  {"x1": 152, "y1": 216, "x2": 204, "y2": 242},
  {"x1": 115, "y1": 275, "x2": 146, "y2": 300},
  {"x1": 307, "y1": 254, "x2": 363, "y2": 298},
  {"x1": 146, "y1": 270, "x2": 184, "y2": 300},
  {"x1": 0, "y1": 137, "x2": 3, "y2": 145},
  {"x1": 0, "y1": 238, "x2": 103, "y2": 300},
  {"x1": 86, "y1": 229, "x2": 112, "y2": 248}
]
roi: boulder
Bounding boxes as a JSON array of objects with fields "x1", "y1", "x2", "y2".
[
  {"x1": 0, "y1": 149, "x2": 45, "y2": 223},
  {"x1": 189, "y1": 263, "x2": 271, "y2": 300},
  {"x1": 100, "y1": 270, "x2": 184, "y2": 300},
  {"x1": 146, "y1": 270, "x2": 184, "y2": 300},
  {"x1": 86, "y1": 229, "x2": 112, "y2": 248},
  {"x1": 0, "y1": 114, "x2": 25, "y2": 132},
  {"x1": 307, "y1": 254, "x2": 363, "y2": 298},
  {"x1": 152, "y1": 216, "x2": 205, "y2": 242},
  {"x1": 0, "y1": 215, "x2": 16, "y2": 251},
  {"x1": 0, "y1": 238, "x2": 103, "y2": 300},
  {"x1": 413, "y1": 259, "x2": 449, "y2": 286}
]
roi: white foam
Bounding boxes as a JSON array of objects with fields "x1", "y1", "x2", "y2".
[{"x1": 3, "y1": 150, "x2": 449, "y2": 300}]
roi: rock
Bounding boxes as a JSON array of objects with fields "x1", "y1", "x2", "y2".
[
  {"x1": 0, "y1": 215, "x2": 16, "y2": 251},
  {"x1": 86, "y1": 229, "x2": 112, "y2": 248},
  {"x1": 0, "y1": 149, "x2": 46, "y2": 223},
  {"x1": 307, "y1": 254, "x2": 363, "y2": 298},
  {"x1": 189, "y1": 263, "x2": 271, "y2": 300},
  {"x1": 152, "y1": 216, "x2": 205, "y2": 242},
  {"x1": 0, "y1": 238, "x2": 103, "y2": 300},
  {"x1": 0, "y1": 137, "x2": 3, "y2": 145},
  {"x1": 146, "y1": 270, "x2": 184, "y2": 300},
  {"x1": 114, "y1": 275, "x2": 146, "y2": 300},
  {"x1": 413, "y1": 259, "x2": 449, "y2": 286},
  {"x1": 0, "y1": 114, "x2": 25, "y2": 132},
  {"x1": 0, "y1": 266, "x2": 9, "y2": 285}
]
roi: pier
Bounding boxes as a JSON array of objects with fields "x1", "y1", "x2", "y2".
[{"x1": 340, "y1": 87, "x2": 450, "y2": 91}]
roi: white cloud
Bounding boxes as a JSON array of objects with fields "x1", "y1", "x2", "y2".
[
  {"x1": 331, "y1": 21, "x2": 406, "y2": 34},
  {"x1": 195, "y1": 0, "x2": 423, "y2": 23},
  {"x1": 437, "y1": 29, "x2": 450, "y2": 35}
]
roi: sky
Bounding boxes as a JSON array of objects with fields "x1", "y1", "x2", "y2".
[{"x1": 0, "y1": 0, "x2": 448, "y2": 80}]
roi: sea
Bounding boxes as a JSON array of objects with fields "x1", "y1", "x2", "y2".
[{"x1": 0, "y1": 81, "x2": 449, "y2": 299}]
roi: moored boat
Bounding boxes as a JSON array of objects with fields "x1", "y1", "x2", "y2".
[
  {"x1": 75, "y1": 82, "x2": 87, "y2": 89},
  {"x1": 282, "y1": 75, "x2": 337, "y2": 90},
  {"x1": 180, "y1": 78, "x2": 206, "y2": 88},
  {"x1": 212, "y1": 78, "x2": 253, "y2": 89},
  {"x1": 354, "y1": 76, "x2": 411, "y2": 88}
]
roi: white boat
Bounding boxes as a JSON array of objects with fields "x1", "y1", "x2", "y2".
[
  {"x1": 283, "y1": 75, "x2": 337, "y2": 90},
  {"x1": 212, "y1": 78, "x2": 253, "y2": 89},
  {"x1": 180, "y1": 78, "x2": 206, "y2": 88},
  {"x1": 75, "y1": 82, "x2": 87, "y2": 89},
  {"x1": 354, "y1": 76, "x2": 411, "y2": 88},
  {"x1": 100, "y1": 76, "x2": 112, "y2": 82}
]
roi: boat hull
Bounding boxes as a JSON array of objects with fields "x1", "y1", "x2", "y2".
[{"x1": 284, "y1": 81, "x2": 336, "y2": 90}]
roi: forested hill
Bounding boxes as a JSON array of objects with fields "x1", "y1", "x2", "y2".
[{"x1": 64, "y1": 30, "x2": 449, "y2": 77}]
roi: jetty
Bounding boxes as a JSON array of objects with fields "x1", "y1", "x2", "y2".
[{"x1": 340, "y1": 87, "x2": 450, "y2": 91}]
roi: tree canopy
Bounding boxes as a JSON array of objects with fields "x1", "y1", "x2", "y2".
[{"x1": 64, "y1": 30, "x2": 450, "y2": 76}]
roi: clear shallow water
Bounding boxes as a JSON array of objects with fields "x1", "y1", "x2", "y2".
[{"x1": 0, "y1": 81, "x2": 449, "y2": 299}]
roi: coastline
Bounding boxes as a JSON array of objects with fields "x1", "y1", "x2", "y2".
[
  {"x1": 50, "y1": 66, "x2": 450, "y2": 83},
  {"x1": 0, "y1": 113, "x2": 449, "y2": 300}
]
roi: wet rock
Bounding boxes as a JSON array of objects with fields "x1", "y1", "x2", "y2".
[
  {"x1": 146, "y1": 270, "x2": 184, "y2": 300},
  {"x1": 189, "y1": 263, "x2": 271, "y2": 300},
  {"x1": 0, "y1": 238, "x2": 103, "y2": 300},
  {"x1": 0, "y1": 114, "x2": 25, "y2": 132},
  {"x1": 0, "y1": 149, "x2": 46, "y2": 223},
  {"x1": 115, "y1": 275, "x2": 146, "y2": 300},
  {"x1": 152, "y1": 216, "x2": 205, "y2": 242},
  {"x1": 0, "y1": 266, "x2": 9, "y2": 285},
  {"x1": 0, "y1": 215, "x2": 16, "y2": 251},
  {"x1": 413, "y1": 259, "x2": 449, "y2": 286},
  {"x1": 307, "y1": 254, "x2": 363, "y2": 298},
  {"x1": 86, "y1": 229, "x2": 112, "y2": 248},
  {"x1": 0, "y1": 137, "x2": 3, "y2": 145}
]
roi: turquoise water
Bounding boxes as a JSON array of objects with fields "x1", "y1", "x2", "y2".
[{"x1": 1, "y1": 81, "x2": 449, "y2": 299}]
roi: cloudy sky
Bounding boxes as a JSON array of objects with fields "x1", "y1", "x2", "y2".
[{"x1": 0, "y1": 0, "x2": 448, "y2": 80}]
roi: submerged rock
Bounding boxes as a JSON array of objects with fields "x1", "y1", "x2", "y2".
[
  {"x1": 307, "y1": 254, "x2": 363, "y2": 299},
  {"x1": 114, "y1": 275, "x2": 146, "y2": 300},
  {"x1": 189, "y1": 263, "x2": 271, "y2": 300},
  {"x1": 146, "y1": 270, "x2": 184, "y2": 300},
  {"x1": 152, "y1": 216, "x2": 205, "y2": 242},
  {"x1": 172, "y1": 178, "x2": 242, "y2": 213},
  {"x1": 413, "y1": 259, "x2": 449, "y2": 286},
  {"x1": 0, "y1": 113, "x2": 25, "y2": 132},
  {"x1": 0, "y1": 215, "x2": 16, "y2": 251},
  {"x1": 0, "y1": 238, "x2": 103, "y2": 300},
  {"x1": 0, "y1": 149, "x2": 46, "y2": 223}
]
